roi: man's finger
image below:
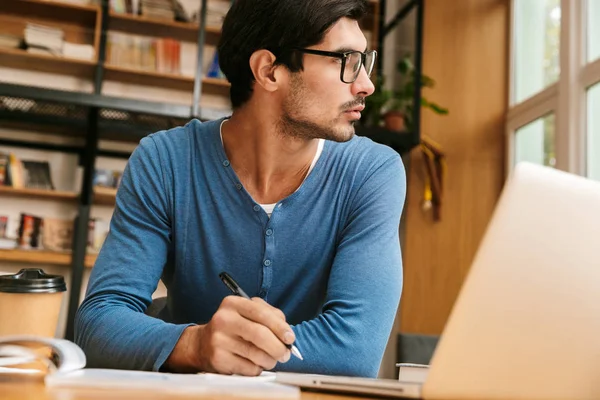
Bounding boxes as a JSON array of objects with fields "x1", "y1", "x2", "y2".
[
  {"x1": 236, "y1": 298, "x2": 295, "y2": 346},
  {"x1": 229, "y1": 316, "x2": 289, "y2": 361},
  {"x1": 224, "y1": 334, "x2": 283, "y2": 369},
  {"x1": 212, "y1": 349, "x2": 263, "y2": 376},
  {"x1": 251, "y1": 297, "x2": 287, "y2": 321}
]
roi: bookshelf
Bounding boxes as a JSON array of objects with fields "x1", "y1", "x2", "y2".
[
  {"x1": 0, "y1": 249, "x2": 96, "y2": 268},
  {"x1": 0, "y1": 0, "x2": 101, "y2": 65}
]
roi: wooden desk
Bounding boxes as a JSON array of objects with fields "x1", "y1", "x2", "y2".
[{"x1": 0, "y1": 376, "x2": 377, "y2": 400}]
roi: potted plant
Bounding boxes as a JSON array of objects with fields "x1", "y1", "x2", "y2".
[{"x1": 362, "y1": 55, "x2": 449, "y2": 132}]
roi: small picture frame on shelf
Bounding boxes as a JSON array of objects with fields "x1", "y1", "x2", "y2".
[{"x1": 42, "y1": 218, "x2": 74, "y2": 252}]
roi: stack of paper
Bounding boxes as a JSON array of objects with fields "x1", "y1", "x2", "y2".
[
  {"x1": 24, "y1": 23, "x2": 64, "y2": 56},
  {"x1": 46, "y1": 369, "x2": 300, "y2": 398}
]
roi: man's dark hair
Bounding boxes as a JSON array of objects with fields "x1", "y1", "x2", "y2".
[{"x1": 217, "y1": 0, "x2": 368, "y2": 108}]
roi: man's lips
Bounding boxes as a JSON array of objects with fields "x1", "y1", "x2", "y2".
[{"x1": 345, "y1": 105, "x2": 365, "y2": 113}]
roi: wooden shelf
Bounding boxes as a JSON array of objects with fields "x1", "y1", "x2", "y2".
[
  {"x1": 94, "y1": 186, "x2": 117, "y2": 206},
  {"x1": 16, "y1": 0, "x2": 99, "y2": 13},
  {"x1": 0, "y1": 185, "x2": 117, "y2": 206},
  {"x1": 0, "y1": 185, "x2": 78, "y2": 202},
  {"x1": 205, "y1": 25, "x2": 222, "y2": 35},
  {"x1": 0, "y1": 248, "x2": 96, "y2": 268},
  {"x1": 104, "y1": 64, "x2": 195, "y2": 90},
  {"x1": 203, "y1": 77, "x2": 230, "y2": 88},
  {"x1": 3, "y1": 0, "x2": 99, "y2": 27},
  {"x1": 104, "y1": 64, "x2": 230, "y2": 91},
  {"x1": 0, "y1": 47, "x2": 96, "y2": 79},
  {"x1": 109, "y1": 11, "x2": 200, "y2": 42},
  {"x1": 108, "y1": 11, "x2": 222, "y2": 42}
]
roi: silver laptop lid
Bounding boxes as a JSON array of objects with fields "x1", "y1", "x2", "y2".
[{"x1": 424, "y1": 163, "x2": 600, "y2": 400}]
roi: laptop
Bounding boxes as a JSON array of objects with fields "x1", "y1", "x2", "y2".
[{"x1": 276, "y1": 162, "x2": 600, "y2": 399}]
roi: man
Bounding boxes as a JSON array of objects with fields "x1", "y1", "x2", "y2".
[{"x1": 75, "y1": 0, "x2": 406, "y2": 378}]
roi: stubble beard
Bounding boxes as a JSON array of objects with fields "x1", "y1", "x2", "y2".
[{"x1": 278, "y1": 75, "x2": 357, "y2": 143}]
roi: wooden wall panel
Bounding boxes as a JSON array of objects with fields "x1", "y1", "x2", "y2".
[{"x1": 400, "y1": 0, "x2": 509, "y2": 334}]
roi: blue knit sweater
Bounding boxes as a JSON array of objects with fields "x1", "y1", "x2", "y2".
[{"x1": 75, "y1": 118, "x2": 406, "y2": 377}]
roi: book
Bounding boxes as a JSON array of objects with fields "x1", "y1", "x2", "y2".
[
  {"x1": 21, "y1": 160, "x2": 55, "y2": 190},
  {"x1": 396, "y1": 362, "x2": 429, "y2": 383},
  {"x1": 0, "y1": 152, "x2": 8, "y2": 185},
  {"x1": 0, "y1": 335, "x2": 85, "y2": 375},
  {"x1": 0, "y1": 335, "x2": 299, "y2": 398}
]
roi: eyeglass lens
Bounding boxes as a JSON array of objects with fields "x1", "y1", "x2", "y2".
[{"x1": 343, "y1": 51, "x2": 376, "y2": 83}]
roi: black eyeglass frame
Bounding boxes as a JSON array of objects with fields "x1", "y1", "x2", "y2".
[{"x1": 293, "y1": 48, "x2": 377, "y2": 84}]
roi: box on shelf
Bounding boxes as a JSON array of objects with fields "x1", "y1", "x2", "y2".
[
  {"x1": 93, "y1": 168, "x2": 122, "y2": 189},
  {"x1": 42, "y1": 218, "x2": 74, "y2": 252}
]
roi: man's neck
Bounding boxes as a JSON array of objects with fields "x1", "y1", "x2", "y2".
[{"x1": 222, "y1": 105, "x2": 320, "y2": 204}]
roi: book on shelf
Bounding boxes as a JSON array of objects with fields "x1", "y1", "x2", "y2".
[
  {"x1": 0, "y1": 153, "x2": 8, "y2": 186},
  {"x1": 17, "y1": 213, "x2": 44, "y2": 250},
  {"x1": 140, "y1": 0, "x2": 175, "y2": 21},
  {"x1": 0, "y1": 152, "x2": 55, "y2": 190},
  {"x1": 107, "y1": 32, "x2": 182, "y2": 75},
  {"x1": 109, "y1": 0, "x2": 131, "y2": 14},
  {"x1": 62, "y1": 42, "x2": 95, "y2": 61},
  {"x1": 189, "y1": 0, "x2": 229, "y2": 26},
  {"x1": 2, "y1": 152, "x2": 26, "y2": 189},
  {"x1": 206, "y1": 50, "x2": 225, "y2": 79},
  {"x1": 20, "y1": 23, "x2": 95, "y2": 61},
  {"x1": 24, "y1": 23, "x2": 64, "y2": 56},
  {"x1": 0, "y1": 212, "x2": 108, "y2": 254},
  {"x1": 0, "y1": 215, "x2": 15, "y2": 250}
]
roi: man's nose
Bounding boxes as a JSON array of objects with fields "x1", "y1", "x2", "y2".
[{"x1": 352, "y1": 67, "x2": 375, "y2": 97}]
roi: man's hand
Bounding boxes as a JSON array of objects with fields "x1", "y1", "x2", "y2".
[{"x1": 165, "y1": 296, "x2": 295, "y2": 375}]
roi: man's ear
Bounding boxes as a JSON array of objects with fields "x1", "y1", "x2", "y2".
[{"x1": 249, "y1": 49, "x2": 286, "y2": 92}]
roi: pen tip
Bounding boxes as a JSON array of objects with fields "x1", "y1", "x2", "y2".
[{"x1": 292, "y1": 346, "x2": 304, "y2": 361}]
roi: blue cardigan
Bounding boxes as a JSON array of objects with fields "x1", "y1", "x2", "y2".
[{"x1": 75, "y1": 118, "x2": 406, "y2": 377}]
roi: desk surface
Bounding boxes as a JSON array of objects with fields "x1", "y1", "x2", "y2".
[{"x1": 0, "y1": 377, "x2": 377, "y2": 400}]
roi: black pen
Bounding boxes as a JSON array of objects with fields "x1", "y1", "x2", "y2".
[{"x1": 219, "y1": 271, "x2": 304, "y2": 361}]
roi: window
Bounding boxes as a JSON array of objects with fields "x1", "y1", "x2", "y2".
[
  {"x1": 587, "y1": 83, "x2": 600, "y2": 181},
  {"x1": 515, "y1": 114, "x2": 556, "y2": 167},
  {"x1": 513, "y1": 0, "x2": 561, "y2": 104},
  {"x1": 508, "y1": 0, "x2": 600, "y2": 178},
  {"x1": 587, "y1": 0, "x2": 600, "y2": 62}
]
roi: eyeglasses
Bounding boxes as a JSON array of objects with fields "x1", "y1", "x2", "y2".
[{"x1": 294, "y1": 48, "x2": 377, "y2": 84}]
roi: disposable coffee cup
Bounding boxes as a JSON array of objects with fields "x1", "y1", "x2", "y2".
[{"x1": 0, "y1": 268, "x2": 67, "y2": 337}]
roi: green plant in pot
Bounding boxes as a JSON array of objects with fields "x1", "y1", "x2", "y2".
[{"x1": 363, "y1": 55, "x2": 449, "y2": 132}]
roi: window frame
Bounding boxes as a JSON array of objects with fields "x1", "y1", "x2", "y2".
[{"x1": 507, "y1": 0, "x2": 600, "y2": 177}]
